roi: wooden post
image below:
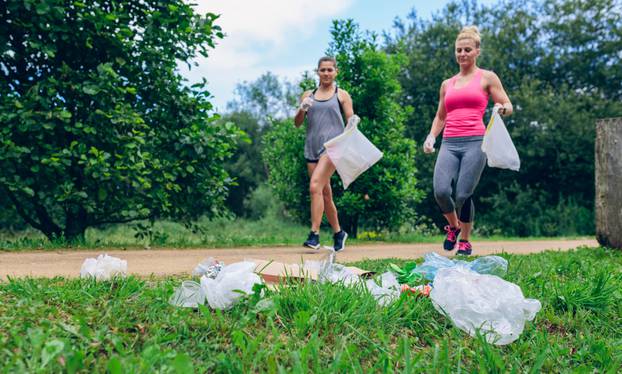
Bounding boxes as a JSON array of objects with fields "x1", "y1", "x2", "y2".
[{"x1": 595, "y1": 117, "x2": 622, "y2": 249}]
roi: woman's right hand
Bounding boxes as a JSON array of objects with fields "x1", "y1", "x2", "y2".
[
  {"x1": 423, "y1": 134, "x2": 436, "y2": 154},
  {"x1": 300, "y1": 97, "x2": 314, "y2": 112}
]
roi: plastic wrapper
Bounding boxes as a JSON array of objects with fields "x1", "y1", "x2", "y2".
[
  {"x1": 412, "y1": 252, "x2": 508, "y2": 281},
  {"x1": 169, "y1": 281, "x2": 205, "y2": 308},
  {"x1": 192, "y1": 257, "x2": 223, "y2": 278},
  {"x1": 365, "y1": 272, "x2": 400, "y2": 306}
]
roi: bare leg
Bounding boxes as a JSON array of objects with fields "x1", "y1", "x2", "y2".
[
  {"x1": 307, "y1": 162, "x2": 341, "y2": 233},
  {"x1": 460, "y1": 221, "x2": 472, "y2": 241},
  {"x1": 443, "y1": 212, "x2": 460, "y2": 229},
  {"x1": 308, "y1": 155, "x2": 337, "y2": 233}
]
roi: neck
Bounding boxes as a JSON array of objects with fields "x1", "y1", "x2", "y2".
[
  {"x1": 319, "y1": 82, "x2": 334, "y2": 90},
  {"x1": 459, "y1": 64, "x2": 478, "y2": 75}
]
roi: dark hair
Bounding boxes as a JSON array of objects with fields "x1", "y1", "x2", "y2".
[{"x1": 317, "y1": 56, "x2": 337, "y2": 69}]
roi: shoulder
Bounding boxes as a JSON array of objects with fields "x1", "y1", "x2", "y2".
[
  {"x1": 440, "y1": 79, "x2": 451, "y2": 93},
  {"x1": 301, "y1": 90, "x2": 313, "y2": 100},
  {"x1": 480, "y1": 69, "x2": 501, "y2": 83},
  {"x1": 337, "y1": 88, "x2": 351, "y2": 101}
]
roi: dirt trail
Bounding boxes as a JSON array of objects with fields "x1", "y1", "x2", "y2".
[{"x1": 0, "y1": 239, "x2": 597, "y2": 279}]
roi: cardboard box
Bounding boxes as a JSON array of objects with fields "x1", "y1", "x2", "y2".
[{"x1": 251, "y1": 259, "x2": 373, "y2": 283}]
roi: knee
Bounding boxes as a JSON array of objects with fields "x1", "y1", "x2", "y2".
[
  {"x1": 309, "y1": 179, "x2": 324, "y2": 196},
  {"x1": 455, "y1": 193, "x2": 471, "y2": 208},
  {"x1": 434, "y1": 186, "x2": 452, "y2": 203}
]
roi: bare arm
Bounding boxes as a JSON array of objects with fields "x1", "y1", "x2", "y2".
[
  {"x1": 430, "y1": 81, "x2": 448, "y2": 137},
  {"x1": 338, "y1": 89, "x2": 354, "y2": 122},
  {"x1": 487, "y1": 71, "x2": 513, "y2": 116},
  {"x1": 294, "y1": 90, "x2": 312, "y2": 127}
]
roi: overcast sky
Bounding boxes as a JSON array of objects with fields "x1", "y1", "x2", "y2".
[{"x1": 182, "y1": 0, "x2": 496, "y2": 112}]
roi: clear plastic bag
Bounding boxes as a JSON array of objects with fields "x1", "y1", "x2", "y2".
[
  {"x1": 481, "y1": 112, "x2": 520, "y2": 171},
  {"x1": 324, "y1": 115, "x2": 383, "y2": 189},
  {"x1": 412, "y1": 252, "x2": 508, "y2": 281},
  {"x1": 80, "y1": 254, "x2": 127, "y2": 280},
  {"x1": 430, "y1": 267, "x2": 541, "y2": 345},
  {"x1": 169, "y1": 281, "x2": 205, "y2": 308},
  {"x1": 365, "y1": 272, "x2": 400, "y2": 306},
  {"x1": 200, "y1": 261, "x2": 262, "y2": 310}
]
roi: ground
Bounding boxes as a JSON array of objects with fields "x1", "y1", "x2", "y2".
[{"x1": 0, "y1": 238, "x2": 596, "y2": 278}]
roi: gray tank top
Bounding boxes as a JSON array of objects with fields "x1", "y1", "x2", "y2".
[{"x1": 304, "y1": 85, "x2": 345, "y2": 161}]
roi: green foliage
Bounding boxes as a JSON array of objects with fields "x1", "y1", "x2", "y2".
[
  {"x1": 0, "y1": 1, "x2": 240, "y2": 240},
  {"x1": 261, "y1": 119, "x2": 309, "y2": 223},
  {"x1": 0, "y1": 248, "x2": 621, "y2": 371},
  {"x1": 387, "y1": 0, "x2": 622, "y2": 235},
  {"x1": 227, "y1": 72, "x2": 299, "y2": 123}
]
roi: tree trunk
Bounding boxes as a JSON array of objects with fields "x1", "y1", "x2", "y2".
[{"x1": 595, "y1": 117, "x2": 622, "y2": 249}]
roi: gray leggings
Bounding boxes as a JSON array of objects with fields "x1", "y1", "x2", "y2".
[{"x1": 433, "y1": 136, "x2": 486, "y2": 223}]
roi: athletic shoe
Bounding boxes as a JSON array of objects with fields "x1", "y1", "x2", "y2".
[
  {"x1": 443, "y1": 225, "x2": 461, "y2": 250},
  {"x1": 303, "y1": 231, "x2": 320, "y2": 250},
  {"x1": 457, "y1": 240, "x2": 472, "y2": 256},
  {"x1": 332, "y1": 230, "x2": 348, "y2": 252}
]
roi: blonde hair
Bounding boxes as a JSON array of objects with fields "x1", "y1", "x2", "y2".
[{"x1": 456, "y1": 25, "x2": 481, "y2": 48}]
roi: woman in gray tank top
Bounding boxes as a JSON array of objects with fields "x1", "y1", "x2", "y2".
[{"x1": 293, "y1": 56, "x2": 355, "y2": 252}]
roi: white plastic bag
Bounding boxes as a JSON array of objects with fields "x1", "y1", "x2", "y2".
[
  {"x1": 324, "y1": 115, "x2": 383, "y2": 189},
  {"x1": 365, "y1": 272, "x2": 401, "y2": 306},
  {"x1": 481, "y1": 112, "x2": 520, "y2": 171},
  {"x1": 80, "y1": 254, "x2": 127, "y2": 280},
  {"x1": 169, "y1": 281, "x2": 205, "y2": 308},
  {"x1": 200, "y1": 261, "x2": 262, "y2": 310},
  {"x1": 430, "y1": 267, "x2": 541, "y2": 345}
]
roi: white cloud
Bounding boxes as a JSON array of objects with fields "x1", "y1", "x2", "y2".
[{"x1": 182, "y1": 0, "x2": 353, "y2": 110}]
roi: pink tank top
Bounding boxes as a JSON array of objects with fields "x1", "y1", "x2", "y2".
[{"x1": 443, "y1": 69, "x2": 489, "y2": 138}]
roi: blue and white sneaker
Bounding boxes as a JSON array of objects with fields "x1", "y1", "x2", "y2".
[
  {"x1": 303, "y1": 231, "x2": 320, "y2": 250},
  {"x1": 332, "y1": 230, "x2": 348, "y2": 252}
]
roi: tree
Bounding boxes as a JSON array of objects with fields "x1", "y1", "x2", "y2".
[
  {"x1": 263, "y1": 20, "x2": 422, "y2": 237},
  {"x1": 227, "y1": 72, "x2": 299, "y2": 124},
  {"x1": 0, "y1": 1, "x2": 241, "y2": 241}
]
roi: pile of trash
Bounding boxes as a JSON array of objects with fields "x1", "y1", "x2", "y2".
[{"x1": 80, "y1": 250, "x2": 541, "y2": 345}]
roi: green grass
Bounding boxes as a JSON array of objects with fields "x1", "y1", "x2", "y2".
[
  {"x1": 1, "y1": 247, "x2": 621, "y2": 372},
  {"x1": 0, "y1": 216, "x2": 591, "y2": 251}
]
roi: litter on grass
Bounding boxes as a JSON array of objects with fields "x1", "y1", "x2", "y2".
[
  {"x1": 431, "y1": 266, "x2": 541, "y2": 345},
  {"x1": 80, "y1": 254, "x2": 127, "y2": 280}
]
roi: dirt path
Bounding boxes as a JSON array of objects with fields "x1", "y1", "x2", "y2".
[{"x1": 0, "y1": 239, "x2": 597, "y2": 279}]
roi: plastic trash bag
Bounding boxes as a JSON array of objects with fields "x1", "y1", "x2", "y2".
[
  {"x1": 169, "y1": 281, "x2": 205, "y2": 308},
  {"x1": 80, "y1": 254, "x2": 127, "y2": 280},
  {"x1": 200, "y1": 261, "x2": 262, "y2": 310},
  {"x1": 469, "y1": 256, "x2": 509, "y2": 277},
  {"x1": 481, "y1": 112, "x2": 520, "y2": 171},
  {"x1": 324, "y1": 115, "x2": 383, "y2": 189},
  {"x1": 192, "y1": 257, "x2": 223, "y2": 278},
  {"x1": 412, "y1": 252, "x2": 508, "y2": 281},
  {"x1": 319, "y1": 263, "x2": 361, "y2": 286},
  {"x1": 365, "y1": 272, "x2": 400, "y2": 306},
  {"x1": 431, "y1": 267, "x2": 541, "y2": 345}
]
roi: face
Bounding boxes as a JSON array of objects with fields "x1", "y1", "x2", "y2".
[
  {"x1": 317, "y1": 61, "x2": 337, "y2": 85},
  {"x1": 455, "y1": 39, "x2": 480, "y2": 67}
]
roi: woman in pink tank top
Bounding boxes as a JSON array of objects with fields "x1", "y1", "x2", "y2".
[{"x1": 422, "y1": 26, "x2": 513, "y2": 255}]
